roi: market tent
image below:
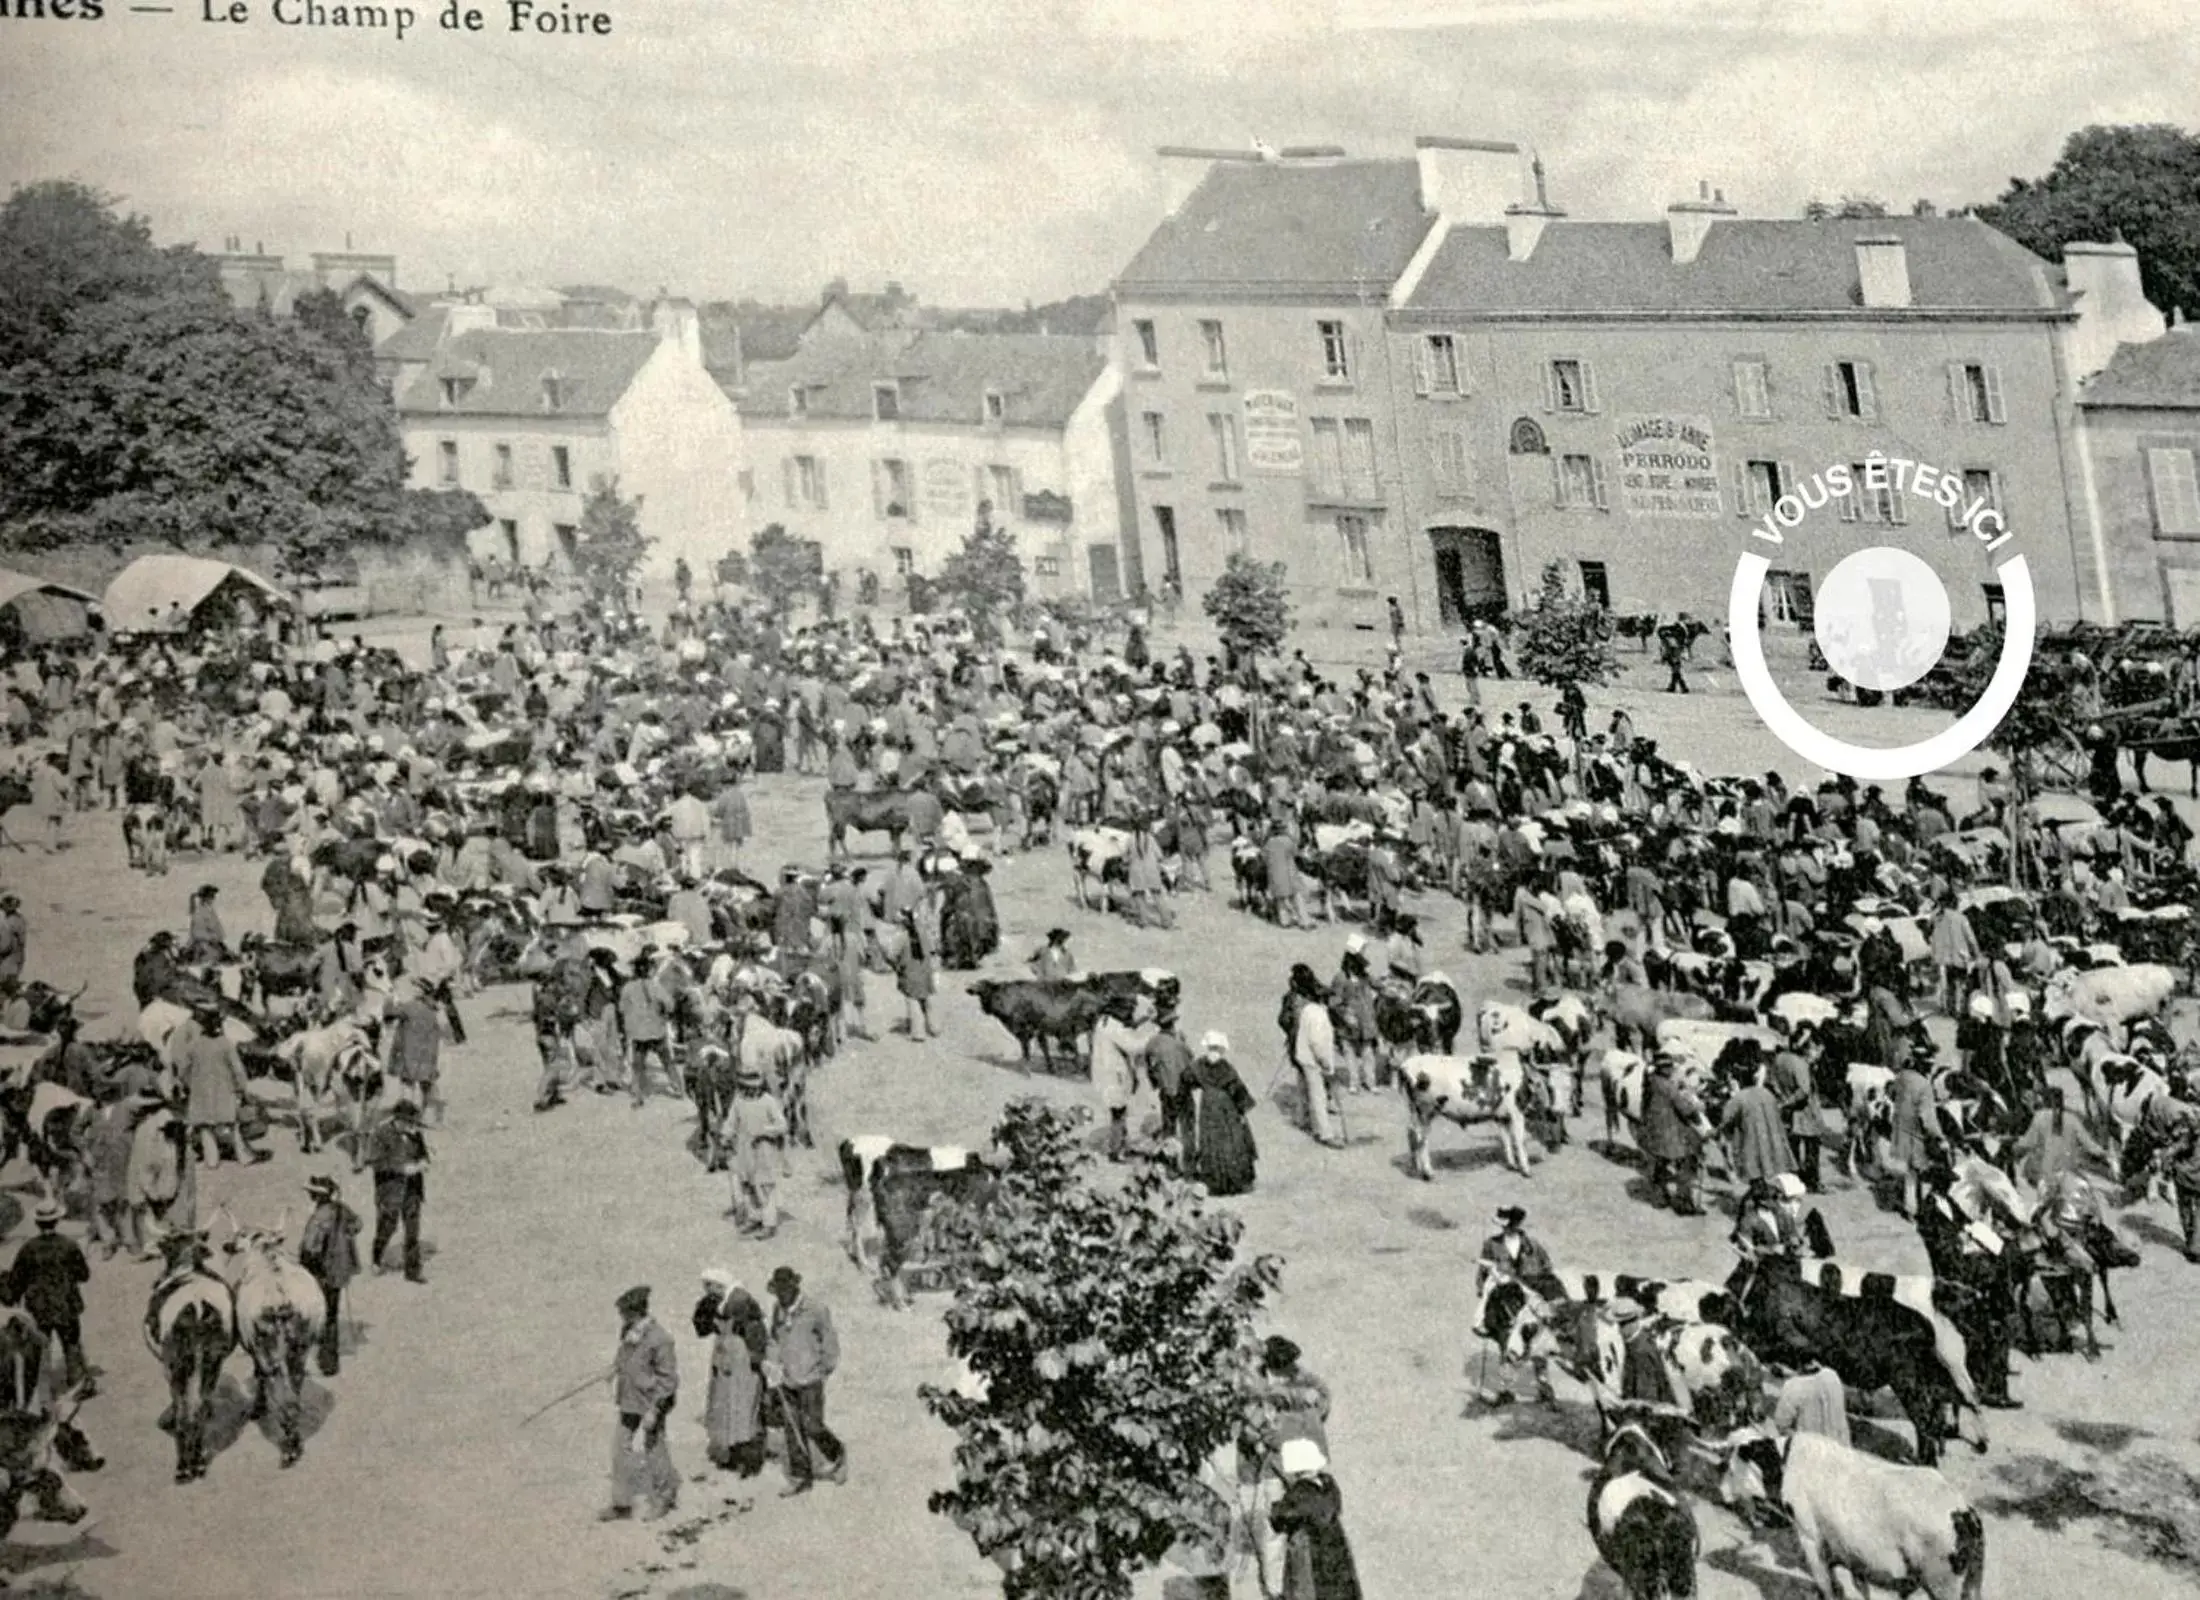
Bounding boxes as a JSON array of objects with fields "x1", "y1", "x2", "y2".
[
  {"x1": 0, "y1": 568, "x2": 102, "y2": 642},
  {"x1": 100, "y1": 555, "x2": 294, "y2": 635}
]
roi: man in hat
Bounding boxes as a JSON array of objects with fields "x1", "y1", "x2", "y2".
[
  {"x1": 728, "y1": 1037, "x2": 786, "y2": 1240},
  {"x1": 380, "y1": 975, "x2": 446, "y2": 1127},
  {"x1": 618, "y1": 952, "x2": 674, "y2": 1108},
  {"x1": 6, "y1": 1199, "x2": 95, "y2": 1394},
  {"x1": 764, "y1": 1266, "x2": 844, "y2": 1495},
  {"x1": 773, "y1": 866, "x2": 818, "y2": 956},
  {"x1": 1639, "y1": 1052, "x2": 1706, "y2": 1214},
  {"x1": 297, "y1": 1175, "x2": 362, "y2": 1376},
  {"x1": 603, "y1": 1286, "x2": 680, "y2": 1522},
  {"x1": 181, "y1": 999, "x2": 266, "y2": 1168},
  {"x1": 1141, "y1": 1004, "x2": 1196, "y2": 1166},
  {"x1": 363, "y1": 1101, "x2": 429, "y2": 1284},
  {"x1": 1478, "y1": 1206, "x2": 1563, "y2": 1303},
  {"x1": 1029, "y1": 928, "x2": 1076, "y2": 982},
  {"x1": 1238, "y1": 1333, "x2": 1335, "y2": 1592}
]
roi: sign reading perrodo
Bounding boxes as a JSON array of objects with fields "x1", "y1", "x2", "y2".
[
  {"x1": 1241, "y1": 391, "x2": 1303, "y2": 474},
  {"x1": 1615, "y1": 414, "x2": 1722, "y2": 519}
]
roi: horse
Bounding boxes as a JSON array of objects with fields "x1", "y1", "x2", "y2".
[
  {"x1": 144, "y1": 1234, "x2": 237, "y2": 1483},
  {"x1": 221, "y1": 1222, "x2": 325, "y2": 1469}
]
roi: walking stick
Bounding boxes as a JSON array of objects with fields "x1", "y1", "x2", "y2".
[{"x1": 519, "y1": 1365, "x2": 612, "y2": 1427}]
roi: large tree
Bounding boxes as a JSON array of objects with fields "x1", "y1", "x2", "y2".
[
  {"x1": 921, "y1": 1100, "x2": 1282, "y2": 1600},
  {"x1": 570, "y1": 477, "x2": 649, "y2": 605},
  {"x1": 1975, "y1": 124, "x2": 2200, "y2": 319},
  {"x1": 0, "y1": 181, "x2": 406, "y2": 562},
  {"x1": 1513, "y1": 560, "x2": 1620, "y2": 693},
  {"x1": 1202, "y1": 552, "x2": 1291, "y2": 664},
  {"x1": 747, "y1": 522, "x2": 822, "y2": 616}
]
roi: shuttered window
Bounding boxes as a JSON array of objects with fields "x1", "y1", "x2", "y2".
[{"x1": 2147, "y1": 447, "x2": 2200, "y2": 536}]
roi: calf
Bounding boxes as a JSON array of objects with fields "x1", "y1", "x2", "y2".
[
  {"x1": 1720, "y1": 1430, "x2": 1984, "y2": 1600},
  {"x1": 1398, "y1": 1051, "x2": 1530, "y2": 1179},
  {"x1": 1587, "y1": 1423, "x2": 1699, "y2": 1600},
  {"x1": 968, "y1": 979, "x2": 1102, "y2": 1074},
  {"x1": 836, "y1": 1137, "x2": 997, "y2": 1307}
]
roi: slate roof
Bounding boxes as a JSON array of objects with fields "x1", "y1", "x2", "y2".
[
  {"x1": 1404, "y1": 215, "x2": 2062, "y2": 315},
  {"x1": 393, "y1": 329, "x2": 660, "y2": 418},
  {"x1": 341, "y1": 275, "x2": 417, "y2": 318},
  {"x1": 2079, "y1": 330, "x2": 2200, "y2": 408},
  {"x1": 376, "y1": 304, "x2": 454, "y2": 363},
  {"x1": 1116, "y1": 158, "x2": 1434, "y2": 295},
  {"x1": 701, "y1": 304, "x2": 813, "y2": 377},
  {"x1": 733, "y1": 331, "x2": 1105, "y2": 427}
]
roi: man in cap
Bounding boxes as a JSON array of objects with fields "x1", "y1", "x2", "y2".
[
  {"x1": 764, "y1": 1265, "x2": 845, "y2": 1495},
  {"x1": 181, "y1": 999, "x2": 267, "y2": 1169},
  {"x1": 363, "y1": 1100, "x2": 430, "y2": 1284},
  {"x1": 6, "y1": 1198, "x2": 96, "y2": 1394},
  {"x1": 1639, "y1": 1052, "x2": 1706, "y2": 1215},
  {"x1": 297, "y1": 1175, "x2": 362, "y2": 1376},
  {"x1": 1028, "y1": 928, "x2": 1076, "y2": 982},
  {"x1": 603, "y1": 1286, "x2": 680, "y2": 1522}
]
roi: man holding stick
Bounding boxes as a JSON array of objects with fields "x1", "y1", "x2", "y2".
[
  {"x1": 764, "y1": 1265, "x2": 844, "y2": 1496},
  {"x1": 600, "y1": 1285, "x2": 679, "y2": 1522}
]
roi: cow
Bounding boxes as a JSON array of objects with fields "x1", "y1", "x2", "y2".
[
  {"x1": 1373, "y1": 974, "x2": 1463, "y2": 1065},
  {"x1": 1606, "y1": 983, "x2": 1713, "y2": 1053},
  {"x1": 1066, "y1": 827, "x2": 1133, "y2": 911},
  {"x1": 1531, "y1": 993, "x2": 1597, "y2": 1110},
  {"x1": 740, "y1": 1016, "x2": 809, "y2": 1148},
  {"x1": 1229, "y1": 838, "x2": 1273, "y2": 920},
  {"x1": 145, "y1": 1233, "x2": 236, "y2": 1484},
  {"x1": 1586, "y1": 1423, "x2": 1699, "y2": 1600},
  {"x1": 824, "y1": 789, "x2": 919, "y2": 858},
  {"x1": 1397, "y1": 1051, "x2": 1530, "y2": 1179},
  {"x1": 835, "y1": 1137, "x2": 997, "y2": 1307},
  {"x1": 1724, "y1": 1255, "x2": 1981, "y2": 1467},
  {"x1": 20, "y1": 1083, "x2": 95, "y2": 1207},
  {"x1": 220, "y1": 1223, "x2": 324, "y2": 1469},
  {"x1": 2044, "y1": 961, "x2": 2176, "y2": 1032},
  {"x1": 0, "y1": 1397, "x2": 90, "y2": 1548},
  {"x1": 269, "y1": 1019, "x2": 381, "y2": 1154},
  {"x1": 968, "y1": 979, "x2": 1103, "y2": 1074},
  {"x1": 1481, "y1": 1001, "x2": 1575, "y2": 1141},
  {"x1": 235, "y1": 933, "x2": 322, "y2": 1020},
  {"x1": 1718, "y1": 1430, "x2": 1986, "y2": 1600},
  {"x1": 1076, "y1": 968, "x2": 1181, "y2": 1017}
]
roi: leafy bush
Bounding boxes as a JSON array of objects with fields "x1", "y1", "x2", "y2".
[
  {"x1": 1202, "y1": 552, "x2": 1290, "y2": 660},
  {"x1": 1513, "y1": 560, "x2": 1619, "y2": 691}
]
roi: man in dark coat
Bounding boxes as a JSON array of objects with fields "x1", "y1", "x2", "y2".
[
  {"x1": 5, "y1": 1200, "x2": 94, "y2": 1394},
  {"x1": 765, "y1": 1265, "x2": 844, "y2": 1495},
  {"x1": 603, "y1": 1285, "x2": 679, "y2": 1521},
  {"x1": 1639, "y1": 1053, "x2": 1706, "y2": 1214},
  {"x1": 297, "y1": 1174, "x2": 362, "y2": 1376},
  {"x1": 363, "y1": 1101, "x2": 429, "y2": 1284}
]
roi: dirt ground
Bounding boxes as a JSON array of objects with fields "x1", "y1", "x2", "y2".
[{"x1": 5, "y1": 659, "x2": 2200, "y2": 1600}]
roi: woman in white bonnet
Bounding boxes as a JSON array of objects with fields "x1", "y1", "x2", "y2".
[{"x1": 690, "y1": 1268, "x2": 768, "y2": 1477}]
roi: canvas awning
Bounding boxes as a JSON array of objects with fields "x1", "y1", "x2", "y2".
[
  {"x1": 101, "y1": 556, "x2": 294, "y2": 634},
  {"x1": 0, "y1": 568, "x2": 101, "y2": 641}
]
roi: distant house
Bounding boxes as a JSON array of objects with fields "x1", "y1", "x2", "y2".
[
  {"x1": 390, "y1": 297, "x2": 746, "y2": 582},
  {"x1": 733, "y1": 329, "x2": 1132, "y2": 599},
  {"x1": 208, "y1": 238, "x2": 414, "y2": 343}
]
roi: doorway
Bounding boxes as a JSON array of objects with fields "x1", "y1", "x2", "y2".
[
  {"x1": 1428, "y1": 527, "x2": 1506, "y2": 623},
  {"x1": 1088, "y1": 543, "x2": 1121, "y2": 601}
]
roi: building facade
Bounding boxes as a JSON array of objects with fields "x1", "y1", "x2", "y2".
[
  {"x1": 2075, "y1": 325, "x2": 2200, "y2": 625},
  {"x1": 391, "y1": 299, "x2": 746, "y2": 581},
  {"x1": 1114, "y1": 144, "x2": 2162, "y2": 632},
  {"x1": 733, "y1": 331, "x2": 1131, "y2": 600}
]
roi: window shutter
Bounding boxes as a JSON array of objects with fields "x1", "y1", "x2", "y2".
[
  {"x1": 1855, "y1": 363, "x2": 1879, "y2": 422},
  {"x1": 1589, "y1": 455, "x2": 1609, "y2": 510},
  {"x1": 1838, "y1": 468, "x2": 1860, "y2": 522},
  {"x1": 1582, "y1": 361, "x2": 1601, "y2": 414},
  {"x1": 1778, "y1": 461, "x2": 1798, "y2": 509},
  {"x1": 1550, "y1": 455, "x2": 1566, "y2": 507},
  {"x1": 1947, "y1": 362, "x2": 1966, "y2": 421},
  {"x1": 1543, "y1": 362, "x2": 1558, "y2": 413},
  {"x1": 905, "y1": 464, "x2": 919, "y2": 523},
  {"x1": 1887, "y1": 476, "x2": 1908, "y2": 525},
  {"x1": 816, "y1": 460, "x2": 829, "y2": 511},
  {"x1": 1455, "y1": 345, "x2": 1472, "y2": 396},
  {"x1": 1947, "y1": 479, "x2": 1966, "y2": 531},
  {"x1": 871, "y1": 460, "x2": 886, "y2": 519},
  {"x1": 1823, "y1": 363, "x2": 1844, "y2": 418},
  {"x1": 1347, "y1": 330, "x2": 1362, "y2": 382},
  {"x1": 1984, "y1": 365, "x2": 2005, "y2": 424},
  {"x1": 1732, "y1": 461, "x2": 1753, "y2": 517},
  {"x1": 1412, "y1": 338, "x2": 1433, "y2": 396},
  {"x1": 973, "y1": 466, "x2": 988, "y2": 509},
  {"x1": 1732, "y1": 362, "x2": 1748, "y2": 417},
  {"x1": 783, "y1": 458, "x2": 798, "y2": 509}
]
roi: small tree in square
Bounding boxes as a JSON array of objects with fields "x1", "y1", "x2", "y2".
[
  {"x1": 935, "y1": 500, "x2": 1026, "y2": 644},
  {"x1": 570, "y1": 476, "x2": 649, "y2": 605},
  {"x1": 921, "y1": 1100, "x2": 1284, "y2": 1600},
  {"x1": 1202, "y1": 552, "x2": 1291, "y2": 663},
  {"x1": 748, "y1": 522, "x2": 821, "y2": 617},
  {"x1": 1514, "y1": 559, "x2": 1620, "y2": 692}
]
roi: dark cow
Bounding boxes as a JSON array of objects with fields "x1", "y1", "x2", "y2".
[
  {"x1": 3, "y1": 982, "x2": 81, "y2": 1039},
  {"x1": 824, "y1": 790, "x2": 920, "y2": 857},
  {"x1": 235, "y1": 933, "x2": 322, "y2": 1016},
  {"x1": 1373, "y1": 975, "x2": 1463, "y2": 1062},
  {"x1": 1077, "y1": 969, "x2": 1181, "y2": 1016},
  {"x1": 1587, "y1": 1422, "x2": 1699, "y2": 1600},
  {"x1": 836, "y1": 1137, "x2": 998, "y2": 1307},
  {"x1": 1724, "y1": 1255, "x2": 1981, "y2": 1467},
  {"x1": 968, "y1": 979, "x2": 1104, "y2": 1074},
  {"x1": 1229, "y1": 838, "x2": 1274, "y2": 920}
]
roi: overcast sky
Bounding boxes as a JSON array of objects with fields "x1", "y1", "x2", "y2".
[{"x1": 4, "y1": 0, "x2": 2193, "y2": 306}]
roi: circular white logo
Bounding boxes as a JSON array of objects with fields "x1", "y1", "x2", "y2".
[{"x1": 1727, "y1": 457, "x2": 2036, "y2": 781}]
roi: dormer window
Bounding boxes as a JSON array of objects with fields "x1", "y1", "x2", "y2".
[
  {"x1": 983, "y1": 389, "x2": 1005, "y2": 425},
  {"x1": 790, "y1": 386, "x2": 809, "y2": 419},
  {"x1": 873, "y1": 383, "x2": 901, "y2": 422},
  {"x1": 541, "y1": 373, "x2": 564, "y2": 410},
  {"x1": 440, "y1": 377, "x2": 467, "y2": 406}
]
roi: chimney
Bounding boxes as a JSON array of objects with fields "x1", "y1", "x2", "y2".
[
  {"x1": 1414, "y1": 136, "x2": 1530, "y2": 222},
  {"x1": 1154, "y1": 146, "x2": 1262, "y2": 217},
  {"x1": 2062, "y1": 239, "x2": 2168, "y2": 379},
  {"x1": 1855, "y1": 236, "x2": 1911, "y2": 308},
  {"x1": 1666, "y1": 180, "x2": 1736, "y2": 264},
  {"x1": 651, "y1": 296, "x2": 703, "y2": 364}
]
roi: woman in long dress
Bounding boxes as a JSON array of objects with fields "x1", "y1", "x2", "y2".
[
  {"x1": 1183, "y1": 1032, "x2": 1257, "y2": 1196},
  {"x1": 691, "y1": 1269, "x2": 768, "y2": 1476}
]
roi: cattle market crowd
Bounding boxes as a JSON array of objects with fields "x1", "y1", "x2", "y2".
[{"x1": 2, "y1": 586, "x2": 2199, "y2": 1600}]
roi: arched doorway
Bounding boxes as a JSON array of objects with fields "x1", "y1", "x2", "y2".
[{"x1": 1428, "y1": 527, "x2": 1507, "y2": 623}]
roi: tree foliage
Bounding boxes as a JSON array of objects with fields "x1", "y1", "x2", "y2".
[
  {"x1": 748, "y1": 522, "x2": 821, "y2": 615},
  {"x1": 570, "y1": 476, "x2": 649, "y2": 603},
  {"x1": 921, "y1": 1101, "x2": 1283, "y2": 1600},
  {"x1": 934, "y1": 502, "x2": 1026, "y2": 642},
  {"x1": 400, "y1": 486, "x2": 492, "y2": 562},
  {"x1": 1201, "y1": 552, "x2": 1291, "y2": 660},
  {"x1": 1513, "y1": 560, "x2": 1620, "y2": 691},
  {"x1": 0, "y1": 181, "x2": 406, "y2": 563},
  {"x1": 1974, "y1": 124, "x2": 2200, "y2": 320},
  {"x1": 1802, "y1": 195, "x2": 1890, "y2": 220}
]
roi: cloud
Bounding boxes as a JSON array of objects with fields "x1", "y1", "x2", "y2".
[{"x1": 1, "y1": 0, "x2": 2195, "y2": 304}]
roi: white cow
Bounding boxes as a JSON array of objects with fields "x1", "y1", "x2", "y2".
[
  {"x1": 1720, "y1": 1430, "x2": 1985, "y2": 1600},
  {"x1": 1397, "y1": 1052, "x2": 1530, "y2": 1179},
  {"x1": 2046, "y1": 962, "x2": 2176, "y2": 1032}
]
